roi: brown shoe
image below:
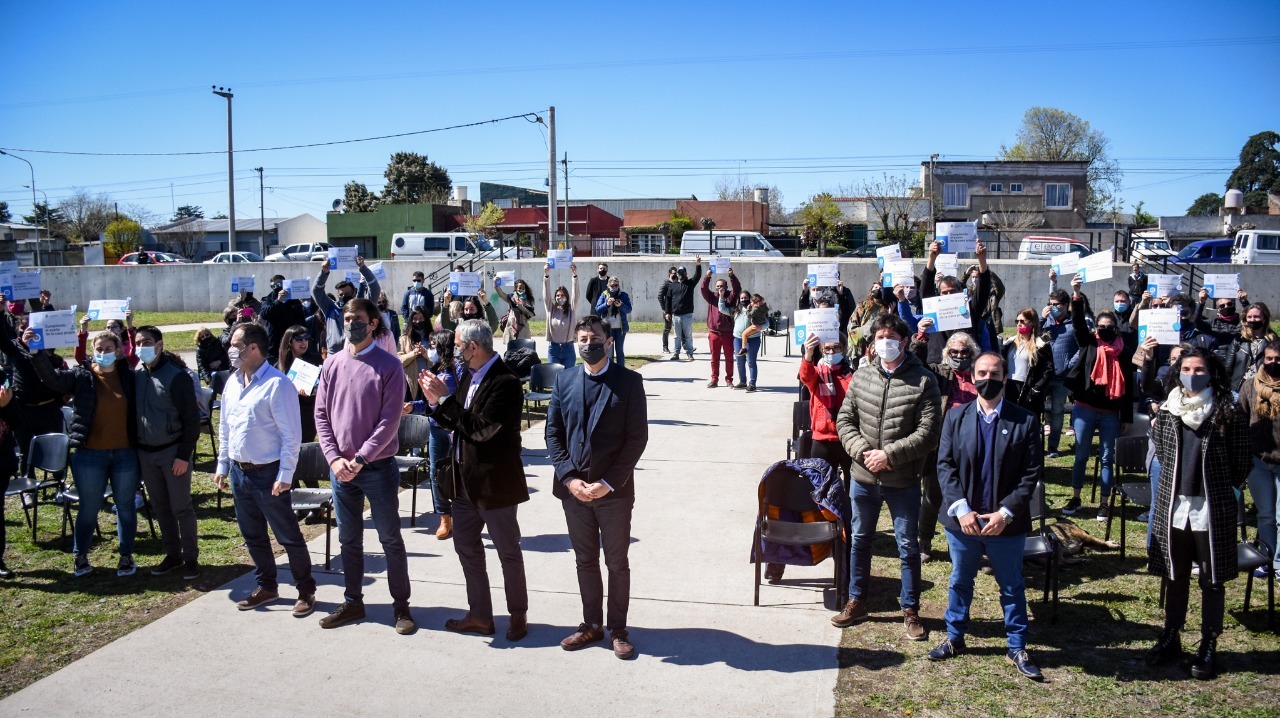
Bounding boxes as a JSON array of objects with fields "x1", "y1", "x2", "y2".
[
  {"x1": 764, "y1": 563, "x2": 785, "y2": 584},
  {"x1": 237, "y1": 587, "x2": 280, "y2": 611},
  {"x1": 506, "y1": 612, "x2": 528, "y2": 641},
  {"x1": 444, "y1": 613, "x2": 496, "y2": 635},
  {"x1": 561, "y1": 623, "x2": 605, "y2": 650},
  {"x1": 292, "y1": 594, "x2": 315, "y2": 618},
  {"x1": 904, "y1": 608, "x2": 927, "y2": 641},
  {"x1": 831, "y1": 598, "x2": 869, "y2": 628},
  {"x1": 319, "y1": 600, "x2": 365, "y2": 629},
  {"x1": 611, "y1": 629, "x2": 636, "y2": 660},
  {"x1": 707, "y1": 379, "x2": 718, "y2": 388},
  {"x1": 394, "y1": 605, "x2": 417, "y2": 635},
  {"x1": 435, "y1": 514, "x2": 453, "y2": 540}
]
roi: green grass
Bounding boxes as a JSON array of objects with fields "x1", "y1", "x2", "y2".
[{"x1": 834, "y1": 451, "x2": 1280, "y2": 718}]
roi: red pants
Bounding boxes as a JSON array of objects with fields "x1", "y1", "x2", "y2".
[{"x1": 708, "y1": 331, "x2": 733, "y2": 382}]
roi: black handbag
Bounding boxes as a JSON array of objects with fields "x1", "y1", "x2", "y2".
[{"x1": 433, "y1": 453, "x2": 457, "y2": 501}]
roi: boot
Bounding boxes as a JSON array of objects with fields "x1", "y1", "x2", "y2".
[
  {"x1": 1190, "y1": 635, "x2": 1217, "y2": 680},
  {"x1": 1145, "y1": 626, "x2": 1182, "y2": 666},
  {"x1": 435, "y1": 514, "x2": 453, "y2": 540}
]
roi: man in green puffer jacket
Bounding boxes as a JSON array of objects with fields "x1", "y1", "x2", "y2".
[{"x1": 832, "y1": 313, "x2": 941, "y2": 641}]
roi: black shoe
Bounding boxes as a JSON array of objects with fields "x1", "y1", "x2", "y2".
[
  {"x1": 927, "y1": 637, "x2": 965, "y2": 661},
  {"x1": 319, "y1": 600, "x2": 366, "y2": 629},
  {"x1": 1146, "y1": 626, "x2": 1182, "y2": 665},
  {"x1": 1096, "y1": 505, "x2": 1111, "y2": 523},
  {"x1": 1061, "y1": 497, "x2": 1082, "y2": 515},
  {"x1": 394, "y1": 605, "x2": 417, "y2": 635},
  {"x1": 1007, "y1": 649, "x2": 1044, "y2": 681},
  {"x1": 1190, "y1": 636, "x2": 1217, "y2": 680},
  {"x1": 732, "y1": 382, "x2": 747, "y2": 390},
  {"x1": 181, "y1": 561, "x2": 201, "y2": 580},
  {"x1": 73, "y1": 554, "x2": 92, "y2": 578},
  {"x1": 746, "y1": 385, "x2": 757, "y2": 393},
  {"x1": 764, "y1": 563, "x2": 785, "y2": 584},
  {"x1": 116, "y1": 555, "x2": 137, "y2": 577},
  {"x1": 0, "y1": 561, "x2": 13, "y2": 579},
  {"x1": 151, "y1": 554, "x2": 183, "y2": 575}
]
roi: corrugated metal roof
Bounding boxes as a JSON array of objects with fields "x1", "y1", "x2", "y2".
[
  {"x1": 153, "y1": 217, "x2": 288, "y2": 234},
  {"x1": 567, "y1": 199, "x2": 680, "y2": 218}
]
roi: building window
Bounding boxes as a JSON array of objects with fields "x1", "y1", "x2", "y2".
[
  {"x1": 1010, "y1": 183, "x2": 1024, "y2": 193},
  {"x1": 942, "y1": 183, "x2": 968, "y2": 208},
  {"x1": 1045, "y1": 183, "x2": 1071, "y2": 209},
  {"x1": 989, "y1": 183, "x2": 1004, "y2": 193}
]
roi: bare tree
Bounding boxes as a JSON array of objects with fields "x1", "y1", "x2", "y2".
[
  {"x1": 982, "y1": 195, "x2": 1044, "y2": 231},
  {"x1": 57, "y1": 188, "x2": 114, "y2": 242},
  {"x1": 163, "y1": 218, "x2": 208, "y2": 259},
  {"x1": 855, "y1": 174, "x2": 932, "y2": 244},
  {"x1": 713, "y1": 174, "x2": 788, "y2": 223}
]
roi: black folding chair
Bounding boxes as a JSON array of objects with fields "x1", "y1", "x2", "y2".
[
  {"x1": 395, "y1": 414, "x2": 432, "y2": 527},
  {"x1": 752, "y1": 464, "x2": 845, "y2": 607},
  {"x1": 523, "y1": 363, "x2": 565, "y2": 428},
  {"x1": 507, "y1": 338, "x2": 537, "y2": 354},
  {"x1": 1022, "y1": 480, "x2": 1061, "y2": 620},
  {"x1": 1106, "y1": 435, "x2": 1152, "y2": 557},
  {"x1": 1237, "y1": 496, "x2": 1277, "y2": 628},
  {"x1": 291, "y1": 443, "x2": 334, "y2": 570},
  {"x1": 6, "y1": 434, "x2": 70, "y2": 543}
]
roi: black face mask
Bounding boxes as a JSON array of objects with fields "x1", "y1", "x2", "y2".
[
  {"x1": 1096, "y1": 326, "x2": 1118, "y2": 343},
  {"x1": 1248, "y1": 319, "x2": 1268, "y2": 332},
  {"x1": 1265, "y1": 363, "x2": 1280, "y2": 379},
  {"x1": 598, "y1": 269, "x2": 608, "y2": 277},
  {"x1": 975, "y1": 378, "x2": 1005, "y2": 401},
  {"x1": 462, "y1": 312, "x2": 481, "y2": 321},
  {"x1": 579, "y1": 342, "x2": 607, "y2": 364}
]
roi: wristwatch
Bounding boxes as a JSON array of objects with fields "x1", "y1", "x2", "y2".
[{"x1": 354, "y1": 454, "x2": 367, "y2": 468}]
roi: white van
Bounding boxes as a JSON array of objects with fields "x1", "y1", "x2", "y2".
[
  {"x1": 1015, "y1": 236, "x2": 1094, "y2": 261},
  {"x1": 1230, "y1": 229, "x2": 1280, "y2": 264},
  {"x1": 678, "y1": 231, "x2": 783, "y2": 257},
  {"x1": 389, "y1": 232, "x2": 502, "y2": 261}
]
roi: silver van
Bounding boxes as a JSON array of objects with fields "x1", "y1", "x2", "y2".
[{"x1": 678, "y1": 231, "x2": 782, "y2": 257}]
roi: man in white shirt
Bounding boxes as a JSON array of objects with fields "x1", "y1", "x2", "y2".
[{"x1": 214, "y1": 323, "x2": 313, "y2": 617}]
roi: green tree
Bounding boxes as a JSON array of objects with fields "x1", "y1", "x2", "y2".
[
  {"x1": 0, "y1": 201, "x2": 10, "y2": 223},
  {"x1": 381, "y1": 152, "x2": 451, "y2": 205},
  {"x1": 1186, "y1": 192, "x2": 1223, "y2": 217},
  {"x1": 22, "y1": 201, "x2": 67, "y2": 238},
  {"x1": 1132, "y1": 201, "x2": 1157, "y2": 226},
  {"x1": 462, "y1": 202, "x2": 506, "y2": 237},
  {"x1": 797, "y1": 193, "x2": 845, "y2": 249},
  {"x1": 172, "y1": 205, "x2": 204, "y2": 221},
  {"x1": 342, "y1": 181, "x2": 382, "y2": 212},
  {"x1": 103, "y1": 218, "x2": 143, "y2": 255},
  {"x1": 1226, "y1": 130, "x2": 1280, "y2": 209},
  {"x1": 665, "y1": 212, "x2": 694, "y2": 241},
  {"x1": 998, "y1": 106, "x2": 1122, "y2": 221}
]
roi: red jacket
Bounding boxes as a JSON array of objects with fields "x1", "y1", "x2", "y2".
[
  {"x1": 700, "y1": 273, "x2": 741, "y2": 334},
  {"x1": 799, "y1": 357, "x2": 854, "y2": 442}
]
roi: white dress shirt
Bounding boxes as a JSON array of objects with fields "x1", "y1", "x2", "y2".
[{"x1": 216, "y1": 360, "x2": 303, "y2": 485}]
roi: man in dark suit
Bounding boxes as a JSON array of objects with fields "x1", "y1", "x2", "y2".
[
  {"x1": 545, "y1": 315, "x2": 648, "y2": 659},
  {"x1": 419, "y1": 319, "x2": 530, "y2": 641},
  {"x1": 928, "y1": 352, "x2": 1045, "y2": 682}
]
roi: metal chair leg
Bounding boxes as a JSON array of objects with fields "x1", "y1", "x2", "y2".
[
  {"x1": 752, "y1": 526, "x2": 762, "y2": 606},
  {"x1": 324, "y1": 503, "x2": 332, "y2": 571}
]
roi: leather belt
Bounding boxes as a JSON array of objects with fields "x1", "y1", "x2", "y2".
[{"x1": 235, "y1": 460, "x2": 279, "y2": 471}]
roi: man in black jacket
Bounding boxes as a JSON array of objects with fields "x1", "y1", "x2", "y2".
[
  {"x1": 658, "y1": 266, "x2": 676, "y2": 354},
  {"x1": 401, "y1": 270, "x2": 435, "y2": 325},
  {"x1": 133, "y1": 326, "x2": 203, "y2": 579},
  {"x1": 666, "y1": 257, "x2": 702, "y2": 360},
  {"x1": 259, "y1": 274, "x2": 307, "y2": 364},
  {"x1": 586, "y1": 262, "x2": 609, "y2": 309},
  {"x1": 929, "y1": 352, "x2": 1044, "y2": 682}
]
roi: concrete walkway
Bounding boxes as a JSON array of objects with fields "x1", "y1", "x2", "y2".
[{"x1": 1, "y1": 332, "x2": 841, "y2": 717}]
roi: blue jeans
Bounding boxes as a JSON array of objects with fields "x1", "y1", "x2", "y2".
[
  {"x1": 943, "y1": 528, "x2": 1029, "y2": 651},
  {"x1": 548, "y1": 341, "x2": 576, "y2": 369},
  {"x1": 1247, "y1": 457, "x2": 1280, "y2": 570},
  {"x1": 610, "y1": 328, "x2": 626, "y2": 365},
  {"x1": 849, "y1": 481, "x2": 921, "y2": 609},
  {"x1": 1070, "y1": 404, "x2": 1120, "y2": 499},
  {"x1": 230, "y1": 462, "x2": 316, "y2": 596},
  {"x1": 71, "y1": 448, "x2": 140, "y2": 557},
  {"x1": 332, "y1": 458, "x2": 410, "y2": 606},
  {"x1": 1148, "y1": 453, "x2": 1161, "y2": 547},
  {"x1": 673, "y1": 313, "x2": 694, "y2": 356},
  {"x1": 734, "y1": 335, "x2": 760, "y2": 386},
  {"x1": 1045, "y1": 378, "x2": 1069, "y2": 452},
  {"x1": 427, "y1": 424, "x2": 453, "y2": 514}
]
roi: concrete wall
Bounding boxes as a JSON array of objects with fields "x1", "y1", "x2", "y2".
[{"x1": 30, "y1": 258, "x2": 1280, "y2": 324}]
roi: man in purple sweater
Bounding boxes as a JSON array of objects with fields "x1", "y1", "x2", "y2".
[{"x1": 313, "y1": 298, "x2": 414, "y2": 634}]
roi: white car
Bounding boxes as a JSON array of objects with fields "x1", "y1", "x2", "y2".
[
  {"x1": 1129, "y1": 238, "x2": 1177, "y2": 261},
  {"x1": 265, "y1": 242, "x2": 331, "y2": 262},
  {"x1": 205, "y1": 251, "x2": 264, "y2": 264}
]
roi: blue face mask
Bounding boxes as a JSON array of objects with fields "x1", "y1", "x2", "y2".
[
  {"x1": 137, "y1": 345, "x2": 158, "y2": 365},
  {"x1": 1049, "y1": 305, "x2": 1064, "y2": 318},
  {"x1": 1114, "y1": 302, "x2": 1129, "y2": 313},
  {"x1": 93, "y1": 352, "x2": 117, "y2": 369}
]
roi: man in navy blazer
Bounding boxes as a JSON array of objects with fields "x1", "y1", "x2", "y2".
[
  {"x1": 545, "y1": 314, "x2": 648, "y2": 659},
  {"x1": 928, "y1": 352, "x2": 1045, "y2": 682}
]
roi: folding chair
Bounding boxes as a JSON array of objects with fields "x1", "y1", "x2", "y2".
[
  {"x1": 290, "y1": 442, "x2": 334, "y2": 570},
  {"x1": 1237, "y1": 497, "x2": 1277, "y2": 628},
  {"x1": 752, "y1": 463, "x2": 845, "y2": 607},
  {"x1": 523, "y1": 363, "x2": 565, "y2": 428},
  {"x1": 395, "y1": 414, "x2": 432, "y2": 527},
  {"x1": 1106, "y1": 435, "x2": 1152, "y2": 557},
  {"x1": 6, "y1": 434, "x2": 70, "y2": 543},
  {"x1": 507, "y1": 338, "x2": 537, "y2": 354},
  {"x1": 1022, "y1": 479, "x2": 1061, "y2": 620}
]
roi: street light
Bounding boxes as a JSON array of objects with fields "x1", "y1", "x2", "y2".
[
  {"x1": 22, "y1": 184, "x2": 51, "y2": 245},
  {"x1": 211, "y1": 86, "x2": 236, "y2": 253},
  {"x1": 0, "y1": 149, "x2": 41, "y2": 266}
]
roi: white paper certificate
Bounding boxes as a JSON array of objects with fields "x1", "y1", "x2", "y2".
[
  {"x1": 876, "y1": 244, "x2": 902, "y2": 269},
  {"x1": 1138, "y1": 308, "x2": 1181, "y2": 345},
  {"x1": 448, "y1": 271, "x2": 482, "y2": 296},
  {"x1": 1076, "y1": 250, "x2": 1113, "y2": 284},
  {"x1": 882, "y1": 259, "x2": 914, "y2": 288},
  {"x1": 0, "y1": 270, "x2": 41, "y2": 300},
  {"x1": 547, "y1": 249, "x2": 573, "y2": 269},
  {"x1": 936, "y1": 222, "x2": 977, "y2": 254},
  {"x1": 1050, "y1": 252, "x2": 1080, "y2": 278},
  {"x1": 284, "y1": 278, "x2": 310, "y2": 300},
  {"x1": 231, "y1": 275, "x2": 255, "y2": 293},
  {"x1": 286, "y1": 358, "x2": 322, "y2": 396},
  {"x1": 1146, "y1": 274, "x2": 1183, "y2": 298},
  {"x1": 28, "y1": 309, "x2": 77, "y2": 349},
  {"x1": 1203, "y1": 273, "x2": 1239, "y2": 299},
  {"x1": 86, "y1": 299, "x2": 131, "y2": 322},
  {"x1": 709, "y1": 257, "x2": 732, "y2": 275},
  {"x1": 921, "y1": 293, "x2": 971, "y2": 333},
  {"x1": 327, "y1": 246, "x2": 357, "y2": 271},
  {"x1": 935, "y1": 253, "x2": 960, "y2": 278},
  {"x1": 807, "y1": 263, "x2": 839, "y2": 287},
  {"x1": 493, "y1": 271, "x2": 516, "y2": 291}
]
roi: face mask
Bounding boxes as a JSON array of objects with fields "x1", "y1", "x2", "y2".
[
  {"x1": 907, "y1": 287, "x2": 918, "y2": 299},
  {"x1": 1049, "y1": 305, "x2": 1063, "y2": 318},
  {"x1": 975, "y1": 378, "x2": 1005, "y2": 401},
  {"x1": 823, "y1": 352, "x2": 844, "y2": 366},
  {"x1": 338, "y1": 294, "x2": 352, "y2": 307},
  {"x1": 345, "y1": 320, "x2": 370, "y2": 344},
  {"x1": 947, "y1": 356, "x2": 973, "y2": 372},
  {"x1": 875, "y1": 338, "x2": 902, "y2": 363},
  {"x1": 137, "y1": 346, "x2": 158, "y2": 365},
  {"x1": 412, "y1": 320, "x2": 426, "y2": 329},
  {"x1": 463, "y1": 312, "x2": 480, "y2": 321},
  {"x1": 1218, "y1": 304, "x2": 1236, "y2": 317},
  {"x1": 1096, "y1": 326, "x2": 1117, "y2": 343},
  {"x1": 271, "y1": 282, "x2": 283, "y2": 292},
  {"x1": 1248, "y1": 320, "x2": 1268, "y2": 332},
  {"x1": 93, "y1": 352, "x2": 117, "y2": 369},
  {"x1": 610, "y1": 287, "x2": 620, "y2": 295},
  {"x1": 1264, "y1": 363, "x2": 1280, "y2": 378},
  {"x1": 1180, "y1": 372, "x2": 1210, "y2": 394},
  {"x1": 1017, "y1": 324, "x2": 1033, "y2": 336},
  {"x1": 556, "y1": 296, "x2": 568, "y2": 307},
  {"x1": 427, "y1": 348, "x2": 440, "y2": 363},
  {"x1": 598, "y1": 269, "x2": 608, "y2": 277},
  {"x1": 1114, "y1": 302, "x2": 1129, "y2": 313},
  {"x1": 227, "y1": 347, "x2": 241, "y2": 368},
  {"x1": 413, "y1": 281, "x2": 424, "y2": 289},
  {"x1": 579, "y1": 342, "x2": 607, "y2": 364}
]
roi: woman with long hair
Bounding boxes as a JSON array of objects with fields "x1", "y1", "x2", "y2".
[
  {"x1": 277, "y1": 325, "x2": 322, "y2": 443},
  {"x1": 1240, "y1": 339, "x2": 1280, "y2": 581},
  {"x1": 1001, "y1": 307, "x2": 1054, "y2": 418},
  {"x1": 1226, "y1": 301, "x2": 1277, "y2": 392},
  {"x1": 594, "y1": 276, "x2": 632, "y2": 365},
  {"x1": 498, "y1": 277, "x2": 537, "y2": 342},
  {"x1": 403, "y1": 330, "x2": 461, "y2": 539},
  {"x1": 543, "y1": 262, "x2": 580, "y2": 368},
  {"x1": 731, "y1": 291, "x2": 768, "y2": 392},
  {"x1": 195, "y1": 327, "x2": 230, "y2": 383},
  {"x1": 1146, "y1": 347, "x2": 1250, "y2": 680},
  {"x1": 398, "y1": 306, "x2": 434, "y2": 401}
]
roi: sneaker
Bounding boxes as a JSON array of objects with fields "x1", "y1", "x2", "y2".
[
  {"x1": 732, "y1": 382, "x2": 747, "y2": 390},
  {"x1": 1046, "y1": 451, "x2": 1063, "y2": 459},
  {"x1": 746, "y1": 385, "x2": 757, "y2": 393},
  {"x1": 181, "y1": 561, "x2": 201, "y2": 580},
  {"x1": 151, "y1": 554, "x2": 183, "y2": 575},
  {"x1": 1096, "y1": 506, "x2": 1110, "y2": 523},
  {"x1": 561, "y1": 623, "x2": 605, "y2": 650},
  {"x1": 669, "y1": 354, "x2": 680, "y2": 361},
  {"x1": 903, "y1": 608, "x2": 927, "y2": 641},
  {"x1": 0, "y1": 561, "x2": 13, "y2": 579},
  {"x1": 116, "y1": 555, "x2": 136, "y2": 577},
  {"x1": 73, "y1": 554, "x2": 92, "y2": 578},
  {"x1": 319, "y1": 600, "x2": 366, "y2": 629},
  {"x1": 831, "y1": 598, "x2": 869, "y2": 628},
  {"x1": 1061, "y1": 497, "x2": 1082, "y2": 515},
  {"x1": 1253, "y1": 566, "x2": 1273, "y2": 579},
  {"x1": 292, "y1": 594, "x2": 316, "y2": 618},
  {"x1": 685, "y1": 353, "x2": 694, "y2": 361},
  {"x1": 611, "y1": 629, "x2": 636, "y2": 660},
  {"x1": 927, "y1": 637, "x2": 965, "y2": 661},
  {"x1": 1136, "y1": 511, "x2": 1150, "y2": 523},
  {"x1": 237, "y1": 587, "x2": 280, "y2": 611},
  {"x1": 1007, "y1": 649, "x2": 1044, "y2": 681},
  {"x1": 394, "y1": 605, "x2": 417, "y2": 635}
]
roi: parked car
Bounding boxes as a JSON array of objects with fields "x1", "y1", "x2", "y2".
[
  {"x1": 1130, "y1": 237, "x2": 1178, "y2": 261},
  {"x1": 1173, "y1": 239, "x2": 1234, "y2": 264},
  {"x1": 1231, "y1": 229, "x2": 1280, "y2": 264},
  {"x1": 117, "y1": 251, "x2": 189, "y2": 265},
  {"x1": 837, "y1": 242, "x2": 888, "y2": 259},
  {"x1": 1015, "y1": 236, "x2": 1094, "y2": 261},
  {"x1": 205, "y1": 251, "x2": 265, "y2": 264},
  {"x1": 264, "y1": 242, "x2": 331, "y2": 262}
]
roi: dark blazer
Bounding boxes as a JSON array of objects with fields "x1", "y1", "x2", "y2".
[
  {"x1": 937, "y1": 399, "x2": 1041, "y2": 536},
  {"x1": 545, "y1": 363, "x2": 648, "y2": 501},
  {"x1": 429, "y1": 356, "x2": 528, "y2": 510}
]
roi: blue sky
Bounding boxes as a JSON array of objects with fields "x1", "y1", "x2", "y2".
[{"x1": 2, "y1": 0, "x2": 1277, "y2": 225}]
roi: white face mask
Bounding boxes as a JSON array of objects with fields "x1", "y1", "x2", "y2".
[
  {"x1": 427, "y1": 348, "x2": 440, "y2": 363},
  {"x1": 227, "y1": 347, "x2": 242, "y2": 368},
  {"x1": 875, "y1": 337, "x2": 902, "y2": 363},
  {"x1": 823, "y1": 352, "x2": 844, "y2": 366}
]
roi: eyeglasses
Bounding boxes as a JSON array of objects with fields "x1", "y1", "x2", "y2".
[
  {"x1": 292, "y1": 336, "x2": 310, "y2": 343},
  {"x1": 1015, "y1": 319, "x2": 1033, "y2": 325},
  {"x1": 946, "y1": 349, "x2": 973, "y2": 358}
]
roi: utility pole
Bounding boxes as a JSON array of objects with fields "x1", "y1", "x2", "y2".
[
  {"x1": 212, "y1": 86, "x2": 236, "y2": 253},
  {"x1": 0, "y1": 150, "x2": 40, "y2": 266},
  {"x1": 255, "y1": 167, "x2": 265, "y2": 256},
  {"x1": 928, "y1": 153, "x2": 939, "y2": 232},
  {"x1": 562, "y1": 151, "x2": 569, "y2": 244},
  {"x1": 547, "y1": 106, "x2": 557, "y2": 249}
]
